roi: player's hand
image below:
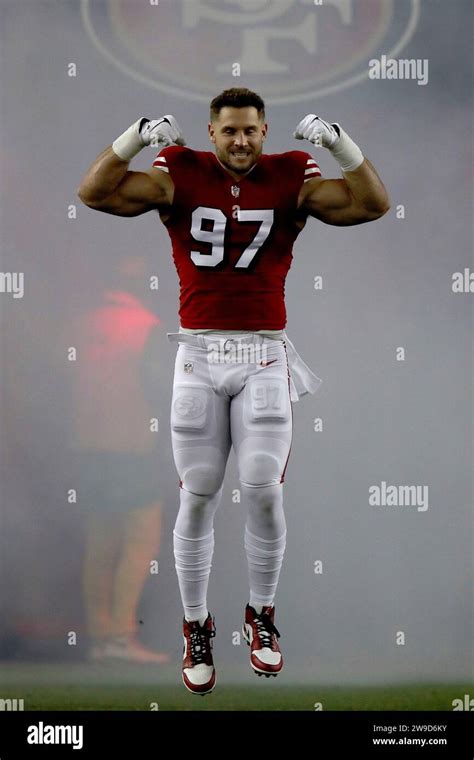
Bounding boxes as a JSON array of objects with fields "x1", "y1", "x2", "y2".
[
  {"x1": 293, "y1": 115, "x2": 340, "y2": 149},
  {"x1": 139, "y1": 116, "x2": 186, "y2": 148}
]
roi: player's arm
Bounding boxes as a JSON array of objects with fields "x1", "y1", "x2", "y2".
[
  {"x1": 77, "y1": 116, "x2": 185, "y2": 217},
  {"x1": 294, "y1": 115, "x2": 390, "y2": 226}
]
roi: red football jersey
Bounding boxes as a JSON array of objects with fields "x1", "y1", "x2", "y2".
[{"x1": 152, "y1": 146, "x2": 321, "y2": 330}]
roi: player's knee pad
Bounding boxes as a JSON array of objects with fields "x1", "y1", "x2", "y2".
[
  {"x1": 181, "y1": 463, "x2": 224, "y2": 496},
  {"x1": 171, "y1": 383, "x2": 212, "y2": 435},
  {"x1": 238, "y1": 442, "x2": 288, "y2": 488},
  {"x1": 175, "y1": 446, "x2": 226, "y2": 496}
]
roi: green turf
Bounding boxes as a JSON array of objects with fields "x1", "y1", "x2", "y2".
[{"x1": 0, "y1": 683, "x2": 471, "y2": 711}]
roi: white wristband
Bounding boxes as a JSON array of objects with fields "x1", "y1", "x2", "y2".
[
  {"x1": 329, "y1": 125, "x2": 364, "y2": 173},
  {"x1": 112, "y1": 118, "x2": 147, "y2": 161}
]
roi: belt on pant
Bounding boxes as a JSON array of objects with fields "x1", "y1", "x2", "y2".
[{"x1": 166, "y1": 330, "x2": 322, "y2": 403}]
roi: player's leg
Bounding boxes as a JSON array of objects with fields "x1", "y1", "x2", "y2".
[
  {"x1": 230, "y1": 343, "x2": 292, "y2": 676},
  {"x1": 109, "y1": 500, "x2": 169, "y2": 664},
  {"x1": 170, "y1": 343, "x2": 231, "y2": 693},
  {"x1": 80, "y1": 450, "x2": 123, "y2": 660},
  {"x1": 81, "y1": 450, "x2": 168, "y2": 663},
  {"x1": 82, "y1": 511, "x2": 122, "y2": 658}
]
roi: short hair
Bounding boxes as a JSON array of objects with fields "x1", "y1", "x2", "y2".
[{"x1": 210, "y1": 87, "x2": 265, "y2": 122}]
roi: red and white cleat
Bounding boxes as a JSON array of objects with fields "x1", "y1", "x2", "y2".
[
  {"x1": 242, "y1": 604, "x2": 283, "y2": 677},
  {"x1": 182, "y1": 613, "x2": 216, "y2": 695}
]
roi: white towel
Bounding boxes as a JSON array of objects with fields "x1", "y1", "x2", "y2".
[{"x1": 282, "y1": 332, "x2": 322, "y2": 402}]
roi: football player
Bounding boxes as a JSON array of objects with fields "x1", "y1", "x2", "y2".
[{"x1": 78, "y1": 87, "x2": 389, "y2": 695}]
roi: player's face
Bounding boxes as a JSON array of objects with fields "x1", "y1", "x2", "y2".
[{"x1": 208, "y1": 107, "x2": 267, "y2": 176}]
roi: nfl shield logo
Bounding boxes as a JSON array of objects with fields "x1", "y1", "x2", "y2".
[
  {"x1": 184, "y1": 361, "x2": 193, "y2": 374},
  {"x1": 231, "y1": 185, "x2": 240, "y2": 197}
]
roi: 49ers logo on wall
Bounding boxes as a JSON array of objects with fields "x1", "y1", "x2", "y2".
[{"x1": 81, "y1": 0, "x2": 420, "y2": 104}]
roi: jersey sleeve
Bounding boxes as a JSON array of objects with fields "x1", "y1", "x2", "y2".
[
  {"x1": 284, "y1": 149, "x2": 322, "y2": 184},
  {"x1": 151, "y1": 144, "x2": 189, "y2": 183},
  {"x1": 151, "y1": 148, "x2": 171, "y2": 174},
  {"x1": 299, "y1": 151, "x2": 322, "y2": 182}
]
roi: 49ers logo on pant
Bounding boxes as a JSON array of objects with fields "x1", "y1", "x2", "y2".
[{"x1": 174, "y1": 393, "x2": 206, "y2": 420}]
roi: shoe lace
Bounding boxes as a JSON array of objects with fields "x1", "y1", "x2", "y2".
[
  {"x1": 189, "y1": 621, "x2": 216, "y2": 665},
  {"x1": 254, "y1": 611, "x2": 280, "y2": 650}
]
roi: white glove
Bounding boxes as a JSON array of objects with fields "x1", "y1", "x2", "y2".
[
  {"x1": 112, "y1": 115, "x2": 186, "y2": 161},
  {"x1": 293, "y1": 114, "x2": 340, "y2": 148},
  {"x1": 139, "y1": 116, "x2": 186, "y2": 148},
  {"x1": 294, "y1": 114, "x2": 364, "y2": 173}
]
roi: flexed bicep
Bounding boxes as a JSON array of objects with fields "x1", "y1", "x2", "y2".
[
  {"x1": 298, "y1": 176, "x2": 373, "y2": 227},
  {"x1": 81, "y1": 166, "x2": 174, "y2": 217},
  {"x1": 77, "y1": 115, "x2": 182, "y2": 216}
]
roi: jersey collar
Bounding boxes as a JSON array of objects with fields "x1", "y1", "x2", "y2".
[{"x1": 212, "y1": 153, "x2": 260, "y2": 182}]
